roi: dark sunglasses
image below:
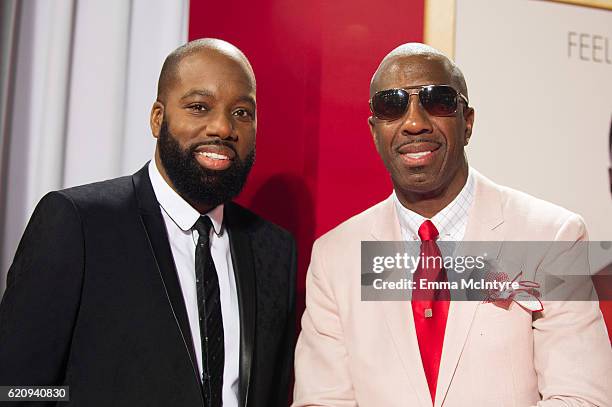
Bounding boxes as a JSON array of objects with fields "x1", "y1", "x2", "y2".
[{"x1": 369, "y1": 84, "x2": 469, "y2": 120}]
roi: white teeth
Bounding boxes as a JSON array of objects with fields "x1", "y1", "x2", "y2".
[
  {"x1": 198, "y1": 151, "x2": 229, "y2": 160},
  {"x1": 404, "y1": 151, "x2": 432, "y2": 159}
]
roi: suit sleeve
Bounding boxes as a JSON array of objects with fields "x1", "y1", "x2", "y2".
[
  {"x1": 532, "y1": 214, "x2": 612, "y2": 407},
  {"x1": 0, "y1": 191, "x2": 85, "y2": 390},
  {"x1": 272, "y1": 236, "x2": 297, "y2": 407},
  {"x1": 292, "y1": 239, "x2": 357, "y2": 407}
]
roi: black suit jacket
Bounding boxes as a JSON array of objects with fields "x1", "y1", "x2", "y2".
[{"x1": 0, "y1": 165, "x2": 297, "y2": 407}]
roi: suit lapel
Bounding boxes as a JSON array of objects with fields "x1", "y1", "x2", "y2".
[
  {"x1": 434, "y1": 170, "x2": 504, "y2": 407},
  {"x1": 225, "y1": 203, "x2": 255, "y2": 407},
  {"x1": 132, "y1": 164, "x2": 202, "y2": 389},
  {"x1": 371, "y1": 197, "x2": 432, "y2": 407}
]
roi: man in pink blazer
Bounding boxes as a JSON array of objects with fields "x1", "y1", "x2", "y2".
[{"x1": 293, "y1": 43, "x2": 612, "y2": 407}]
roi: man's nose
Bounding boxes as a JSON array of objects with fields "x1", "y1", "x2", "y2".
[
  {"x1": 399, "y1": 94, "x2": 433, "y2": 136},
  {"x1": 206, "y1": 110, "x2": 236, "y2": 140}
]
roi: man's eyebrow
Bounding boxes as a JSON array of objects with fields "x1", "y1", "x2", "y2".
[
  {"x1": 236, "y1": 95, "x2": 256, "y2": 106},
  {"x1": 180, "y1": 89, "x2": 255, "y2": 106},
  {"x1": 180, "y1": 89, "x2": 214, "y2": 100}
]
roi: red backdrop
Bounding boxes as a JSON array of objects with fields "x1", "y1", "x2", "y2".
[{"x1": 189, "y1": 0, "x2": 426, "y2": 318}]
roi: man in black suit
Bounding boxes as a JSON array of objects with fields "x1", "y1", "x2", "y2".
[{"x1": 0, "y1": 38, "x2": 296, "y2": 407}]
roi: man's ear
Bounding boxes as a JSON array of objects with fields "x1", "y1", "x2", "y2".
[
  {"x1": 463, "y1": 107, "x2": 475, "y2": 146},
  {"x1": 368, "y1": 116, "x2": 380, "y2": 150},
  {"x1": 150, "y1": 101, "x2": 164, "y2": 139}
]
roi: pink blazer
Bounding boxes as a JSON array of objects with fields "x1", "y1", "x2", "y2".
[{"x1": 293, "y1": 170, "x2": 612, "y2": 407}]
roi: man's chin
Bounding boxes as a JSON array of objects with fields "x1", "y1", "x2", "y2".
[
  {"x1": 397, "y1": 171, "x2": 438, "y2": 187},
  {"x1": 393, "y1": 174, "x2": 446, "y2": 197},
  {"x1": 180, "y1": 182, "x2": 235, "y2": 208}
]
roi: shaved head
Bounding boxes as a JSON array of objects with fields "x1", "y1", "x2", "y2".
[
  {"x1": 370, "y1": 43, "x2": 468, "y2": 98},
  {"x1": 157, "y1": 38, "x2": 255, "y2": 102}
]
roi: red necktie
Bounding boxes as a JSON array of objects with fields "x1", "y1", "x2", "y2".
[{"x1": 411, "y1": 220, "x2": 450, "y2": 404}]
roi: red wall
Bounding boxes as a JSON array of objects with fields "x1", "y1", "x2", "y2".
[{"x1": 189, "y1": 0, "x2": 426, "y2": 317}]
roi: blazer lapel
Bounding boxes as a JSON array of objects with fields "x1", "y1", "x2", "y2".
[
  {"x1": 371, "y1": 197, "x2": 432, "y2": 407},
  {"x1": 132, "y1": 164, "x2": 202, "y2": 389},
  {"x1": 225, "y1": 203, "x2": 256, "y2": 407},
  {"x1": 435, "y1": 170, "x2": 504, "y2": 407}
]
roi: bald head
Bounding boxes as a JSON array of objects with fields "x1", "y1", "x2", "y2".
[
  {"x1": 157, "y1": 38, "x2": 255, "y2": 102},
  {"x1": 370, "y1": 43, "x2": 468, "y2": 99}
]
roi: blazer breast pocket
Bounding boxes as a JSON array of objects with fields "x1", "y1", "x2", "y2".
[{"x1": 471, "y1": 303, "x2": 533, "y2": 347}]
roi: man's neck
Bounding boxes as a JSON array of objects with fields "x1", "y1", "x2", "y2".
[{"x1": 395, "y1": 165, "x2": 469, "y2": 218}]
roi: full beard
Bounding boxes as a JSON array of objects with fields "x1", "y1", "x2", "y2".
[{"x1": 157, "y1": 120, "x2": 255, "y2": 209}]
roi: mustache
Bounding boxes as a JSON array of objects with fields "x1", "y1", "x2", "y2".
[
  {"x1": 395, "y1": 138, "x2": 443, "y2": 149},
  {"x1": 188, "y1": 139, "x2": 238, "y2": 155}
]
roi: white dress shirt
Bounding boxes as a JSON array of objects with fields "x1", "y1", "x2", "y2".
[
  {"x1": 393, "y1": 169, "x2": 475, "y2": 242},
  {"x1": 148, "y1": 160, "x2": 240, "y2": 407}
]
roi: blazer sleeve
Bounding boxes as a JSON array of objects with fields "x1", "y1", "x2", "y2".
[
  {"x1": 271, "y1": 236, "x2": 297, "y2": 407},
  {"x1": 532, "y1": 214, "x2": 612, "y2": 407},
  {"x1": 292, "y1": 239, "x2": 357, "y2": 407},
  {"x1": 0, "y1": 191, "x2": 85, "y2": 390}
]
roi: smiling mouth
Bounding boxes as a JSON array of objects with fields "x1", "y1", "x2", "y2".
[
  {"x1": 397, "y1": 142, "x2": 442, "y2": 166},
  {"x1": 403, "y1": 151, "x2": 433, "y2": 159},
  {"x1": 196, "y1": 151, "x2": 231, "y2": 161},
  {"x1": 193, "y1": 144, "x2": 236, "y2": 171}
]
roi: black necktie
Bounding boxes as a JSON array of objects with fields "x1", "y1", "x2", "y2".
[{"x1": 193, "y1": 216, "x2": 224, "y2": 407}]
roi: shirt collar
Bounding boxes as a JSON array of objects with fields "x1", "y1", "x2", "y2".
[
  {"x1": 148, "y1": 160, "x2": 224, "y2": 234},
  {"x1": 393, "y1": 168, "x2": 475, "y2": 241}
]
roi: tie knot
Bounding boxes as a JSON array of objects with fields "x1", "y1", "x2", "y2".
[
  {"x1": 418, "y1": 220, "x2": 439, "y2": 241},
  {"x1": 193, "y1": 216, "x2": 213, "y2": 237}
]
